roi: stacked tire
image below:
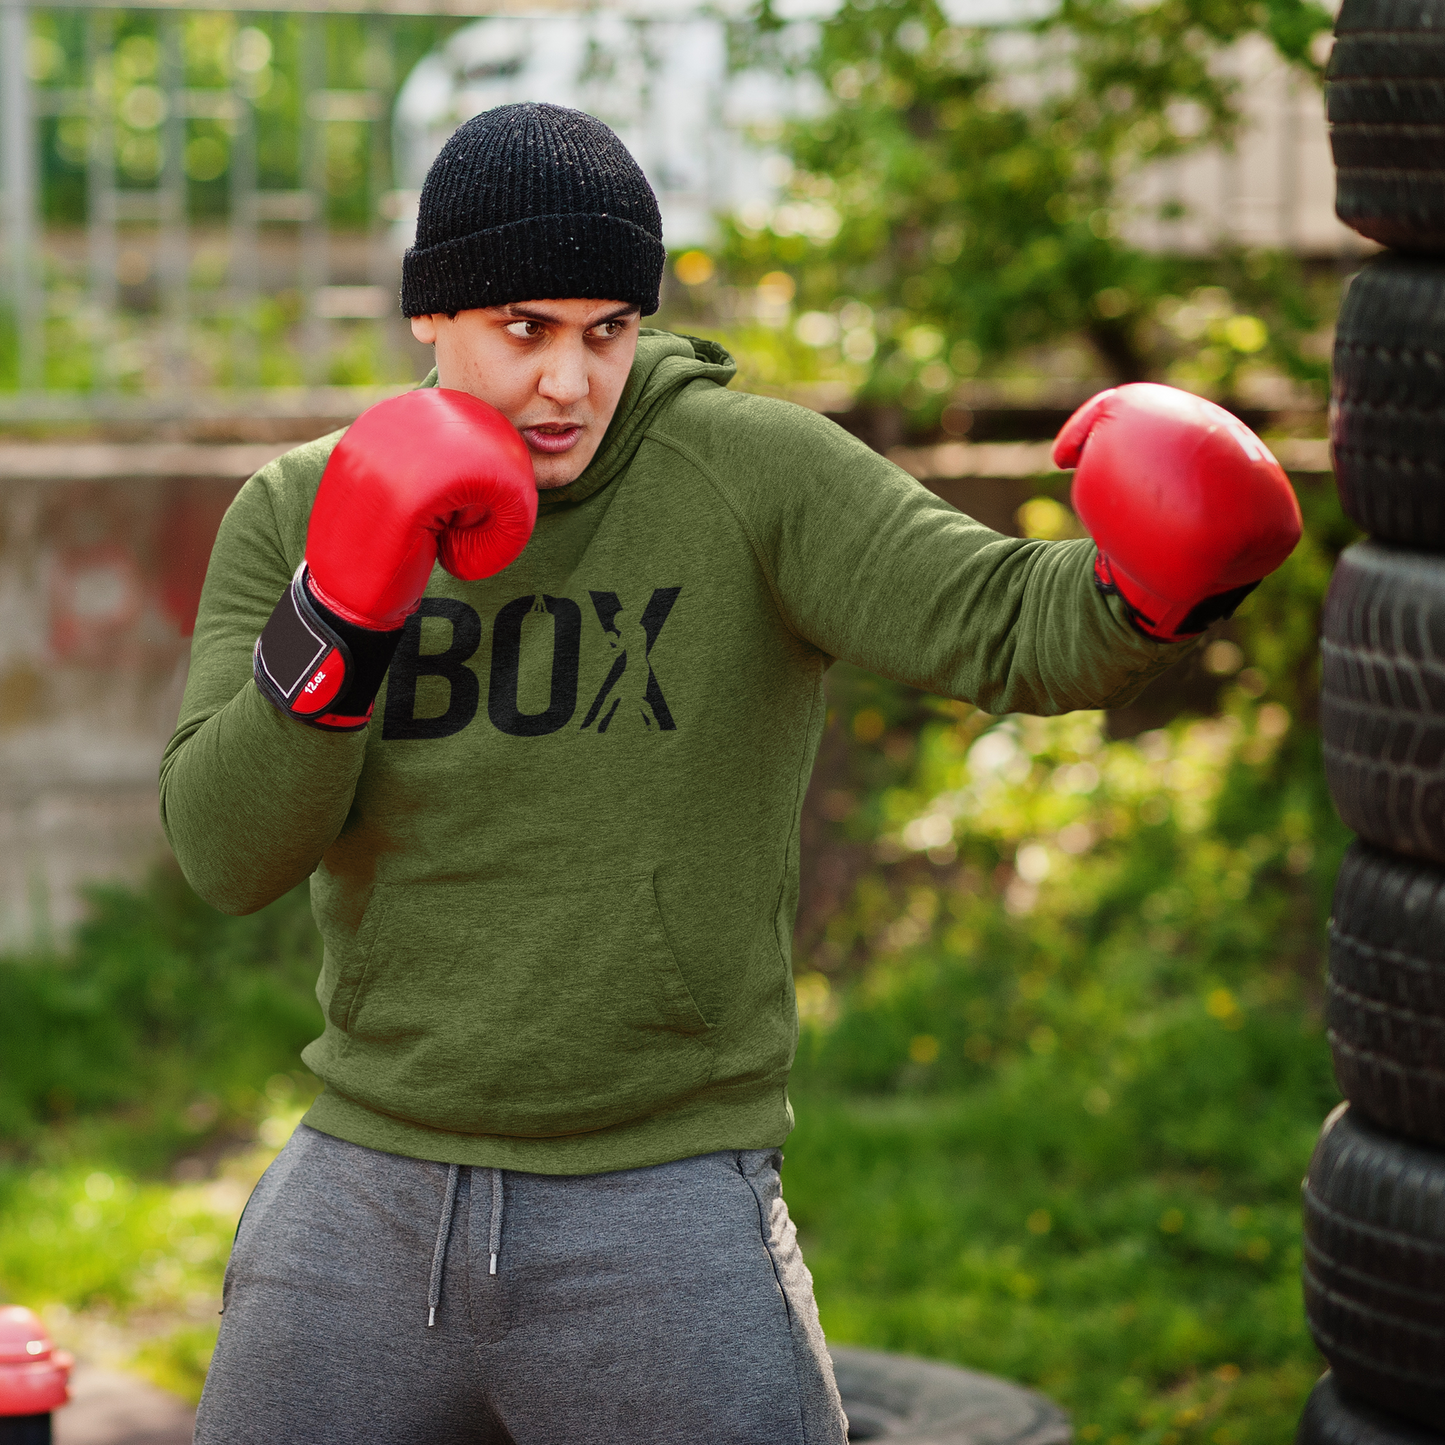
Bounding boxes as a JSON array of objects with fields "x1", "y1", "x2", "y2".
[{"x1": 1303, "y1": 2, "x2": 1445, "y2": 1438}]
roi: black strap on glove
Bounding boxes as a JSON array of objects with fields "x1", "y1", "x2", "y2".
[
  {"x1": 253, "y1": 564, "x2": 404, "y2": 731},
  {"x1": 1092, "y1": 553, "x2": 1260, "y2": 642}
]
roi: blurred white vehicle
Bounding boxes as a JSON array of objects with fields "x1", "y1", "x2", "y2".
[{"x1": 390, "y1": 7, "x2": 818, "y2": 252}]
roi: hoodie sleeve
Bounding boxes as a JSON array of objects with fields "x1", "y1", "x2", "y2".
[
  {"x1": 658, "y1": 388, "x2": 1193, "y2": 715},
  {"x1": 158, "y1": 436, "x2": 369, "y2": 916}
]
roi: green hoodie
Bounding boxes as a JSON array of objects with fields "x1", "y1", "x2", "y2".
[{"x1": 160, "y1": 331, "x2": 1188, "y2": 1174}]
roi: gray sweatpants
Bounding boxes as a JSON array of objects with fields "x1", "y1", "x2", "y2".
[{"x1": 196, "y1": 1124, "x2": 848, "y2": 1444}]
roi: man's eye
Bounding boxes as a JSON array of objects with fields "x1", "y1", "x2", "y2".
[
  {"x1": 505, "y1": 321, "x2": 543, "y2": 338},
  {"x1": 590, "y1": 322, "x2": 622, "y2": 338}
]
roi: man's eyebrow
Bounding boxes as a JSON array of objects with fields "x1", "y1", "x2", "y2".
[
  {"x1": 501, "y1": 303, "x2": 640, "y2": 326},
  {"x1": 592, "y1": 304, "x2": 642, "y2": 325}
]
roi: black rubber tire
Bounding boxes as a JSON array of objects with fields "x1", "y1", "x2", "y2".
[
  {"x1": 1301, "y1": 1104, "x2": 1445, "y2": 1430},
  {"x1": 1298, "y1": 1373, "x2": 1445, "y2": 1445},
  {"x1": 1320, "y1": 541, "x2": 1445, "y2": 866},
  {"x1": 1330, "y1": 255, "x2": 1445, "y2": 547},
  {"x1": 0, "y1": 1416, "x2": 51, "y2": 1445},
  {"x1": 1328, "y1": 0, "x2": 1445, "y2": 252},
  {"x1": 829, "y1": 1347, "x2": 1070, "y2": 1444},
  {"x1": 1329, "y1": 843, "x2": 1445, "y2": 1147}
]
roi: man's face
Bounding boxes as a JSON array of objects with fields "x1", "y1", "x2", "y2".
[{"x1": 410, "y1": 299, "x2": 641, "y2": 490}]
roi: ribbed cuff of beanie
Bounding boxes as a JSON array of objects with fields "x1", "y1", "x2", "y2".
[{"x1": 402, "y1": 211, "x2": 665, "y2": 317}]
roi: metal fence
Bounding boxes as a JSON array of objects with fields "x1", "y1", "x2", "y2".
[
  {"x1": 0, "y1": 0, "x2": 801, "y2": 419},
  {"x1": 0, "y1": 0, "x2": 491, "y2": 414}
]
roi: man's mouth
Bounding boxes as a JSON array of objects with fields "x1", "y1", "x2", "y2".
[{"x1": 521, "y1": 423, "x2": 583, "y2": 455}]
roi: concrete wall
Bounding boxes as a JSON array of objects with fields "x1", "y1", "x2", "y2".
[{"x1": 0, "y1": 443, "x2": 285, "y2": 946}]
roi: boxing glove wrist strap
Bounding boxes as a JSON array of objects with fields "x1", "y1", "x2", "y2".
[
  {"x1": 1093, "y1": 553, "x2": 1259, "y2": 643},
  {"x1": 253, "y1": 564, "x2": 404, "y2": 731}
]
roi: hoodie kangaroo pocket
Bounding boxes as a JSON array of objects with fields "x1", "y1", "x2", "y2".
[{"x1": 330, "y1": 871, "x2": 713, "y2": 1137}]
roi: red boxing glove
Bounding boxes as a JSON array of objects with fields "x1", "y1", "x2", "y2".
[
  {"x1": 307, "y1": 388, "x2": 537, "y2": 629},
  {"x1": 254, "y1": 389, "x2": 537, "y2": 730},
  {"x1": 1053, "y1": 383, "x2": 1302, "y2": 641}
]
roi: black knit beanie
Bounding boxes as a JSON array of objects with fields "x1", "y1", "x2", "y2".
[{"x1": 401, "y1": 103, "x2": 665, "y2": 318}]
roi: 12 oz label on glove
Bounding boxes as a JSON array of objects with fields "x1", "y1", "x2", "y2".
[{"x1": 256, "y1": 581, "x2": 339, "y2": 711}]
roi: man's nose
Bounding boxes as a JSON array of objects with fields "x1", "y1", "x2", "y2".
[{"x1": 538, "y1": 341, "x2": 590, "y2": 406}]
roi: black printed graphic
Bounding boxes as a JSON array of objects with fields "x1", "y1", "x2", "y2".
[
  {"x1": 381, "y1": 589, "x2": 677, "y2": 742},
  {"x1": 487, "y1": 594, "x2": 583, "y2": 737},
  {"x1": 382, "y1": 598, "x2": 482, "y2": 741},
  {"x1": 580, "y1": 587, "x2": 680, "y2": 731}
]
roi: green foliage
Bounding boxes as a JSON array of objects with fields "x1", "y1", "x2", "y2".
[
  {"x1": 133, "y1": 1324, "x2": 225, "y2": 1404},
  {"x1": 1231, "y1": 477, "x2": 1357, "y2": 719},
  {"x1": 797, "y1": 702, "x2": 1342, "y2": 1085},
  {"x1": 0, "y1": 868, "x2": 321, "y2": 1172},
  {"x1": 0, "y1": 1096, "x2": 307, "y2": 1402},
  {"x1": 1, "y1": 1163, "x2": 228, "y2": 1326},
  {"x1": 9, "y1": 5, "x2": 444, "y2": 395},
  {"x1": 720, "y1": 0, "x2": 1336, "y2": 415}
]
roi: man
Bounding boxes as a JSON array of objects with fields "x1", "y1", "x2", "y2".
[
  {"x1": 162, "y1": 103, "x2": 1300, "y2": 1443},
  {"x1": 602, "y1": 603, "x2": 657, "y2": 730}
]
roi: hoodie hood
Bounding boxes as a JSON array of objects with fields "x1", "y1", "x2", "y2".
[{"x1": 418, "y1": 330, "x2": 737, "y2": 512}]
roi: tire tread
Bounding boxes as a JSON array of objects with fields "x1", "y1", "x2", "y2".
[
  {"x1": 1327, "y1": 8, "x2": 1445, "y2": 248},
  {"x1": 1331, "y1": 259, "x2": 1445, "y2": 542},
  {"x1": 1321, "y1": 542, "x2": 1445, "y2": 865},
  {"x1": 1302, "y1": 1107, "x2": 1445, "y2": 1429},
  {"x1": 1328, "y1": 843, "x2": 1445, "y2": 1144}
]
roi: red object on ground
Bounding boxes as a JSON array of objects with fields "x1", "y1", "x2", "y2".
[{"x1": 0, "y1": 1306, "x2": 72, "y2": 1416}]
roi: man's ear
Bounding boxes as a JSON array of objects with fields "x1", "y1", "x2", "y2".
[{"x1": 410, "y1": 314, "x2": 439, "y2": 345}]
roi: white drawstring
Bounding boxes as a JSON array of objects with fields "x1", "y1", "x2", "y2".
[
  {"x1": 427, "y1": 1163, "x2": 461, "y2": 1327},
  {"x1": 489, "y1": 1167, "x2": 504, "y2": 1275}
]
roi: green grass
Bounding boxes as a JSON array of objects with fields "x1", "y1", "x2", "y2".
[
  {"x1": 788, "y1": 1089, "x2": 1319, "y2": 1445},
  {"x1": 786, "y1": 1009, "x2": 1328, "y2": 1445},
  {"x1": 0, "y1": 1088, "x2": 313, "y2": 1402},
  {"x1": 0, "y1": 873, "x2": 323, "y2": 1399}
]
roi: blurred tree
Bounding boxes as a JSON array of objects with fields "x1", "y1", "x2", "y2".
[{"x1": 723, "y1": 0, "x2": 1336, "y2": 417}]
